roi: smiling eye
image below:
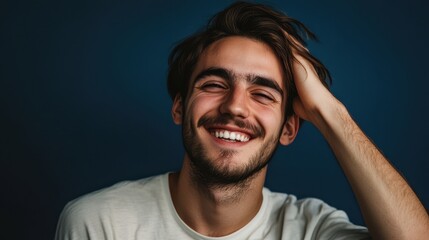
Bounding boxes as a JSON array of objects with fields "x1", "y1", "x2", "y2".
[
  {"x1": 203, "y1": 83, "x2": 225, "y2": 89},
  {"x1": 252, "y1": 92, "x2": 276, "y2": 104},
  {"x1": 199, "y1": 82, "x2": 228, "y2": 92}
]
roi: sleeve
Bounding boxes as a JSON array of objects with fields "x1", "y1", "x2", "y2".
[
  {"x1": 54, "y1": 201, "x2": 89, "y2": 240},
  {"x1": 278, "y1": 195, "x2": 371, "y2": 239},
  {"x1": 54, "y1": 198, "x2": 112, "y2": 240},
  {"x1": 313, "y1": 204, "x2": 371, "y2": 240}
]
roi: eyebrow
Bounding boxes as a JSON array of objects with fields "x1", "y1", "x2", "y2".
[
  {"x1": 193, "y1": 67, "x2": 284, "y2": 98},
  {"x1": 250, "y1": 76, "x2": 284, "y2": 98},
  {"x1": 193, "y1": 67, "x2": 232, "y2": 83}
]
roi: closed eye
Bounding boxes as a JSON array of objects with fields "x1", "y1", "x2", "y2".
[
  {"x1": 198, "y1": 81, "x2": 228, "y2": 92},
  {"x1": 252, "y1": 91, "x2": 278, "y2": 104}
]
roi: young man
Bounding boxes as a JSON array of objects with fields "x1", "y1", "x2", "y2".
[{"x1": 55, "y1": 2, "x2": 429, "y2": 239}]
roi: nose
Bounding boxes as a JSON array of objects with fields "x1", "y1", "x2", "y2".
[{"x1": 219, "y1": 86, "x2": 250, "y2": 118}]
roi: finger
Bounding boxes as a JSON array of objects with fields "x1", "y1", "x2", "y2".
[
  {"x1": 293, "y1": 58, "x2": 308, "y2": 83},
  {"x1": 292, "y1": 97, "x2": 308, "y2": 121}
]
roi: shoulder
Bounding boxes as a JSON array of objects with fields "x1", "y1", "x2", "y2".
[
  {"x1": 55, "y1": 174, "x2": 168, "y2": 240},
  {"x1": 67, "y1": 174, "x2": 164, "y2": 213},
  {"x1": 264, "y1": 189, "x2": 370, "y2": 239},
  {"x1": 265, "y1": 190, "x2": 337, "y2": 220}
]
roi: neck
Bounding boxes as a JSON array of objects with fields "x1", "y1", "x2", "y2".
[{"x1": 169, "y1": 158, "x2": 266, "y2": 237}]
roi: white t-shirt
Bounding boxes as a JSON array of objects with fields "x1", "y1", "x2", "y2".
[{"x1": 55, "y1": 173, "x2": 370, "y2": 240}]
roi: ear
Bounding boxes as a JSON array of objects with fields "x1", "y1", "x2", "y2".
[
  {"x1": 171, "y1": 94, "x2": 183, "y2": 125},
  {"x1": 279, "y1": 114, "x2": 300, "y2": 146}
]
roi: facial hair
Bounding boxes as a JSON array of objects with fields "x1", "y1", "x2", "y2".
[{"x1": 182, "y1": 113, "x2": 282, "y2": 191}]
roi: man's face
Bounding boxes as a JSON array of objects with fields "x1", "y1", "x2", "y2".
[{"x1": 173, "y1": 36, "x2": 295, "y2": 187}]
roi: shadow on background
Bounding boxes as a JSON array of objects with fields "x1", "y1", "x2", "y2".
[{"x1": 1, "y1": 0, "x2": 428, "y2": 239}]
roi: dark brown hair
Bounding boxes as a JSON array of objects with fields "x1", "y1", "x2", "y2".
[{"x1": 167, "y1": 1, "x2": 331, "y2": 118}]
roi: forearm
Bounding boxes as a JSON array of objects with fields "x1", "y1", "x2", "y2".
[{"x1": 314, "y1": 98, "x2": 429, "y2": 240}]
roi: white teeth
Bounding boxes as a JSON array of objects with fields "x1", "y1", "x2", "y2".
[
  {"x1": 230, "y1": 132, "x2": 236, "y2": 140},
  {"x1": 224, "y1": 131, "x2": 230, "y2": 139},
  {"x1": 212, "y1": 130, "x2": 250, "y2": 142},
  {"x1": 235, "y1": 133, "x2": 240, "y2": 141}
]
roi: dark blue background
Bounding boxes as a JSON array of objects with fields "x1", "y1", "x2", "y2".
[{"x1": 1, "y1": 0, "x2": 428, "y2": 239}]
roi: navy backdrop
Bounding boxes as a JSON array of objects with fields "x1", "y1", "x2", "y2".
[{"x1": 1, "y1": 0, "x2": 428, "y2": 239}]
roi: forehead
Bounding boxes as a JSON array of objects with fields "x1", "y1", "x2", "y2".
[{"x1": 191, "y1": 36, "x2": 285, "y2": 89}]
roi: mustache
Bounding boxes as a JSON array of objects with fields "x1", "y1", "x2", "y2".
[{"x1": 197, "y1": 114, "x2": 264, "y2": 138}]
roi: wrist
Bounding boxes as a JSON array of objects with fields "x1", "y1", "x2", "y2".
[{"x1": 311, "y1": 95, "x2": 348, "y2": 137}]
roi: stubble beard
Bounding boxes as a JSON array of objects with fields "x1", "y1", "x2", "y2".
[{"x1": 182, "y1": 113, "x2": 281, "y2": 196}]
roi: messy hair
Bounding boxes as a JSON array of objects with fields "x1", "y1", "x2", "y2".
[{"x1": 167, "y1": 1, "x2": 331, "y2": 118}]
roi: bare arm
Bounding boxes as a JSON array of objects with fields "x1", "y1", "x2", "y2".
[{"x1": 292, "y1": 54, "x2": 429, "y2": 240}]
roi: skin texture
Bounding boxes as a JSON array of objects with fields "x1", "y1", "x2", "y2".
[
  {"x1": 179, "y1": 36, "x2": 298, "y2": 190},
  {"x1": 170, "y1": 36, "x2": 299, "y2": 236},
  {"x1": 170, "y1": 36, "x2": 429, "y2": 238}
]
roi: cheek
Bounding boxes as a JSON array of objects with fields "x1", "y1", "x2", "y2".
[
  {"x1": 252, "y1": 104, "x2": 284, "y2": 131},
  {"x1": 186, "y1": 95, "x2": 220, "y2": 120}
]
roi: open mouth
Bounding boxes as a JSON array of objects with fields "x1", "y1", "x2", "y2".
[{"x1": 210, "y1": 129, "x2": 250, "y2": 142}]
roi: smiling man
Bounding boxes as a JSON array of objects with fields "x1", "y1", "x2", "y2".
[
  {"x1": 55, "y1": 2, "x2": 429, "y2": 239},
  {"x1": 177, "y1": 37, "x2": 289, "y2": 190}
]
